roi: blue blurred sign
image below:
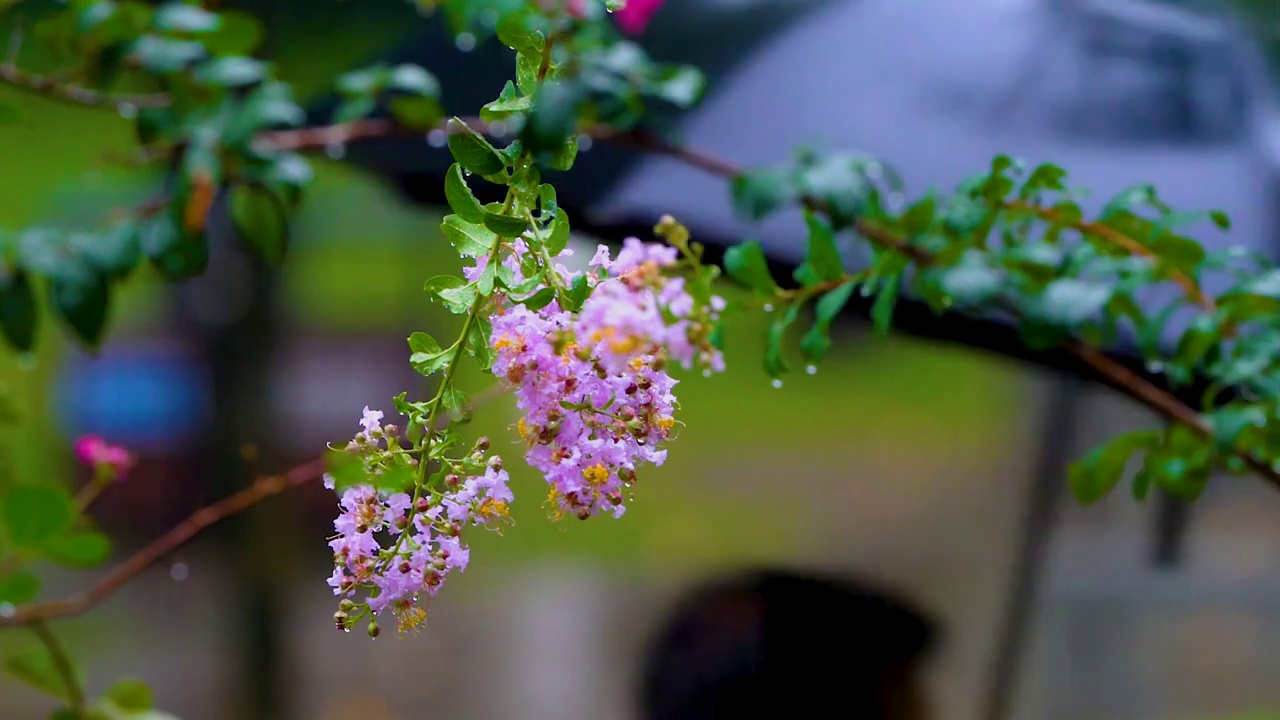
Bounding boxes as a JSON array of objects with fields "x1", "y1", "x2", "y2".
[{"x1": 54, "y1": 344, "x2": 211, "y2": 454}]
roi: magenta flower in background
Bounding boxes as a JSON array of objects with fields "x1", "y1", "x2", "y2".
[
  {"x1": 74, "y1": 435, "x2": 136, "y2": 479},
  {"x1": 614, "y1": 0, "x2": 664, "y2": 35}
]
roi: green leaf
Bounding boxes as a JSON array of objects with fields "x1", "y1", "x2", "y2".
[
  {"x1": 152, "y1": 2, "x2": 220, "y2": 33},
  {"x1": 545, "y1": 209, "x2": 570, "y2": 255},
  {"x1": 765, "y1": 302, "x2": 803, "y2": 377},
  {"x1": 558, "y1": 273, "x2": 590, "y2": 313},
  {"x1": 518, "y1": 287, "x2": 556, "y2": 310},
  {"x1": 5, "y1": 647, "x2": 82, "y2": 702},
  {"x1": 901, "y1": 192, "x2": 937, "y2": 236},
  {"x1": 466, "y1": 316, "x2": 495, "y2": 371},
  {"x1": 193, "y1": 56, "x2": 266, "y2": 87},
  {"x1": 481, "y1": 81, "x2": 533, "y2": 123},
  {"x1": 730, "y1": 169, "x2": 794, "y2": 222},
  {"x1": 516, "y1": 47, "x2": 541, "y2": 94},
  {"x1": 229, "y1": 183, "x2": 288, "y2": 265},
  {"x1": 336, "y1": 65, "x2": 388, "y2": 96},
  {"x1": 0, "y1": 270, "x2": 38, "y2": 352},
  {"x1": 104, "y1": 679, "x2": 154, "y2": 711},
  {"x1": 51, "y1": 271, "x2": 110, "y2": 347},
  {"x1": 440, "y1": 215, "x2": 496, "y2": 258},
  {"x1": 483, "y1": 211, "x2": 528, "y2": 237},
  {"x1": 323, "y1": 449, "x2": 417, "y2": 494},
  {"x1": 70, "y1": 225, "x2": 140, "y2": 280},
  {"x1": 444, "y1": 164, "x2": 485, "y2": 224},
  {"x1": 795, "y1": 212, "x2": 844, "y2": 285},
  {"x1": 524, "y1": 79, "x2": 583, "y2": 158},
  {"x1": 137, "y1": 214, "x2": 179, "y2": 259},
  {"x1": 442, "y1": 384, "x2": 471, "y2": 423},
  {"x1": 496, "y1": 9, "x2": 544, "y2": 54},
  {"x1": 800, "y1": 283, "x2": 854, "y2": 363},
  {"x1": 646, "y1": 64, "x2": 704, "y2": 108},
  {"x1": 723, "y1": 241, "x2": 779, "y2": 295},
  {"x1": 446, "y1": 118, "x2": 505, "y2": 176},
  {"x1": 544, "y1": 135, "x2": 579, "y2": 172},
  {"x1": 424, "y1": 275, "x2": 475, "y2": 314},
  {"x1": 42, "y1": 530, "x2": 112, "y2": 569},
  {"x1": 1207, "y1": 404, "x2": 1265, "y2": 453},
  {"x1": 1069, "y1": 430, "x2": 1160, "y2": 504},
  {"x1": 935, "y1": 250, "x2": 1002, "y2": 307},
  {"x1": 0, "y1": 569, "x2": 40, "y2": 605},
  {"x1": 1209, "y1": 210, "x2": 1231, "y2": 230},
  {"x1": 871, "y1": 272, "x2": 900, "y2": 335},
  {"x1": 388, "y1": 64, "x2": 440, "y2": 96},
  {"x1": 128, "y1": 35, "x2": 206, "y2": 73},
  {"x1": 1031, "y1": 278, "x2": 1113, "y2": 327},
  {"x1": 408, "y1": 332, "x2": 455, "y2": 376},
  {"x1": 1, "y1": 485, "x2": 74, "y2": 548},
  {"x1": 389, "y1": 96, "x2": 443, "y2": 130}
]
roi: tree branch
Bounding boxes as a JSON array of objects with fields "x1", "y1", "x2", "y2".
[
  {"x1": 0, "y1": 458, "x2": 327, "y2": 628},
  {"x1": 0, "y1": 64, "x2": 169, "y2": 112}
]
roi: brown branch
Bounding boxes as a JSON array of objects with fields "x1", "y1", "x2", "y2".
[
  {"x1": 0, "y1": 64, "x2": 169, "y2": 111},
  {"x1": 0, "y1": 458, "x2": 327, "y2": 628}
]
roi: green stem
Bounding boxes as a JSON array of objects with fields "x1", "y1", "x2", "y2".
[
  {"x1": 381, "y1": 174, "x2": 524, "y2": 570},
  {"x1": 31, "y1": 621, "x2": 84, "y2": 716}
]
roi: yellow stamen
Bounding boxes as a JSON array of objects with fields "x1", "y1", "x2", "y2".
[{"x1": 583, "y1": 464, "x2": 610, "y2": 486}]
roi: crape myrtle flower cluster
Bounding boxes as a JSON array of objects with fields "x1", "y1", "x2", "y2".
[
  {"x1": 324, "y1": 224, "x2": 725, "y2": 635},
  {"x1": 490, "y1": 236, "x2": 726, "y2": 520},
  {"x1": 325, "y1": 407, "x2": 514, "y2": 635}
]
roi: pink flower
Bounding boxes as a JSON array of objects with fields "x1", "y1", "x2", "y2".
[
  {"x1": 613, "y1": 0, "x2": 664, "y2": 35},
  {"x1": 74, "y1": 435, "x2": 136, "y2": 479}
]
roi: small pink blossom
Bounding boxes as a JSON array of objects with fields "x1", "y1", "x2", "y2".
[
  {"x1": 74, "y1": 435, "x2": 136, "y2": 479},
  {"x1": 613, "y1": 0, "x2": 664, "y2": 35}
]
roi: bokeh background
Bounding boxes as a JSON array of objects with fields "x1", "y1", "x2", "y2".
[{"x1": 5, "y1": 1, "x2": 1280, "y2": 719}]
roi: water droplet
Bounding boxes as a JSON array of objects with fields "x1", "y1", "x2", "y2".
[
  {"x1": 463, "y1": 169, "x2": 472, "y2": 178},
  {"x1": 771, "y1": 378, "x2": 783, "y2": 389},
  {"x1": 0, "y1": 603, "x2": 14, "y2": 618},
  {"x1": 170, "y1": 562, "x2": 189, "y2": 582},
  {"x1": 427, "y1": 129, "x2": 448, "y2": 148},
  {"x1": 489, "y1": 120, "x2": 509, "y2": 138},
  {"x1": 342, "y1": 626, "x2": 351, "y2": 633},
  {"x1": 578, "y1": 134, "x2": 593, "y2": 152},
  {"x1": 455, "y1": 33, "x2": 476, "y2": 52},
  {"x1": 763, "y1": 303, "x2": 774, "y2": 312},
  {"x1": 806, "y1": 365, "x2": 818, "y2": 375},
  {"x1": 325, "y1": 142, "x2": 346, "y2": 160},
  {"x1": 118, "y1": 102, "x2": 137, "y2": 120},
  {"x1": 16, "y1": 353, "x2": 36, "y2": 371}
]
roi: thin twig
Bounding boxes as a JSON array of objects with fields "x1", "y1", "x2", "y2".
[
  {"x1": 30, "y1": 620, "x2": 85, "y2": 713},
  {"x1": 0, "y1": 64, "x2": 169, "y2": 112}
]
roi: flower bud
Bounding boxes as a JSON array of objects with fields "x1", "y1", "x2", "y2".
[
  {"x1": 346, "y1": 440, "x2": 360, "y2": 452},
  {"x1": 383, "y1": 424, "x2": 399, "y2": 437},
  {"x1": 333, "y1": 611, "x2": 348, "y2": 629},
  {"x1": 339, "y1": 599, "x2": 356, "y2": 612},
  {"x1": 475, "y1": 436, "x2": 491, "y2": 452},
  {"x1": 367, "y1": 621, "x2": 381, "y2": 638},
  {"x1": 399, "y1": 561, "x2": 412, "y2": 574},
  {"x1": 416, "y1": 497, "x2": 431, "y2": 512},
  {"x1": 445, "y1": 474, "x2": 460, "y2": 488},
  {"x1": 487, "y1": 455, "x2": 503, "y2": 472}
]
